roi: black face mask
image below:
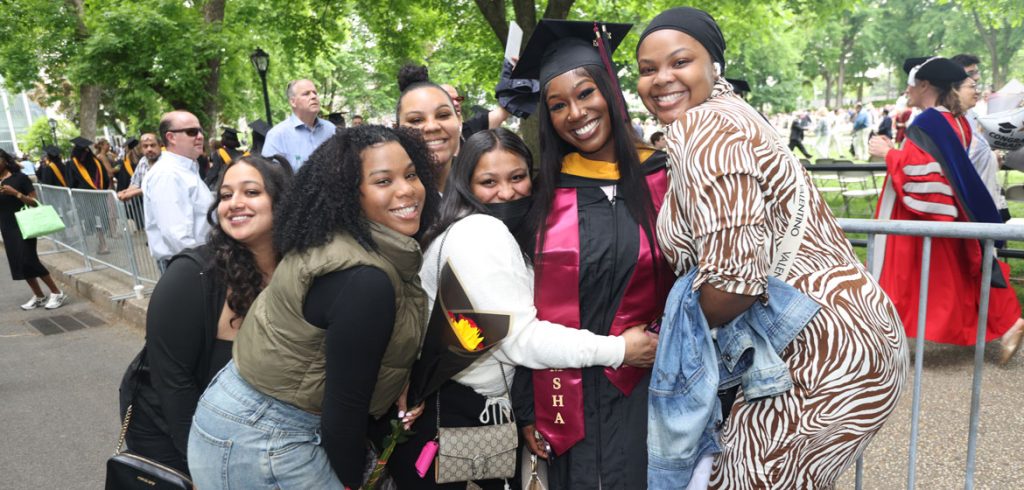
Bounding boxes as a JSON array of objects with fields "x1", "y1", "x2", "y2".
[{"x1": 483, "y1": 195, "x2": 534, "y2": 232}]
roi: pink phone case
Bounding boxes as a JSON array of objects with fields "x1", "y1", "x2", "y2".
[{"x1": 415, "y1": 440, "x2": 439, "y2": 478}]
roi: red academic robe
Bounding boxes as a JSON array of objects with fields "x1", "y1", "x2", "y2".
[{"x1": 874, "y1": 110, "x2": 1019, "y2": 345}]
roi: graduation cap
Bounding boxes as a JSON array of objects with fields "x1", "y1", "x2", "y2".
[
  {"x1": 727, "y1": 78, "x2": 751, "y2": 95},
  {"x1": 221, "y1": 127, "x2": 240, "y2": 145},
  {"x1": 326, "y1": 112, "x2": 346, "y2": 126},
  {"x1": 904, "y1": 57, "x2": 968, "y2": 87},
  {"x1": 249, "y1": 120, "x2": 271, "y2": 139},
  {"x1": 71, "y1": 136, "x2": 93, "y2": 148},
  {"x1": 511, "y1": 19, "x2": 632, "y2": 87},
  {"x1": 43, "y1": 145, "x2": 61, "y2": 157},
  {"x1": 125, "y1": 138, "x2": 140, "y2": 150}
]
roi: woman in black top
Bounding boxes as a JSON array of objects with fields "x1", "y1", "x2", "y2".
[
  {"x1": 119, "y1": 155, "x2": 291, "y2": 474},
  {"x1": 0, "y1": 149, "x2": 67, "y2": 310}
]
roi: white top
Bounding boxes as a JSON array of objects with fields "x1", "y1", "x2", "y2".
[
  {"x1": 420, "y1": 214, "x2": 625, "y2": 399},
  {"x1": 965, "y1": 109, "x2": 1008, "y2": 210},
  {"x1": 142, "y1": 151, "x2": 214, "y2": 260}
]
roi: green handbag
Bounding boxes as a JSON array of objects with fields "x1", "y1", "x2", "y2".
[{"x1": 15, "y1": 204, "x2": 66, "y2": 239}]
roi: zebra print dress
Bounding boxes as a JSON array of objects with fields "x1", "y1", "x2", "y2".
[{"x1": 657, "y1": 79, "x2": 908, "y2": 489}]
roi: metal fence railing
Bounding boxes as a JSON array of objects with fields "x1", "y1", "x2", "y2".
[
  {"x1": 840, "y1": 218, "x2": 1024, "y2": 490},
  {"x1": 33, "y1": 183, "x2": 161, "y2": 300}
]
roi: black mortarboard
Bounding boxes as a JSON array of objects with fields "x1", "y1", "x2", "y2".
[
  {"x1": 903, "y1": 57, "x2": 968, "y2": 87},
  {"x1": 511, "y1": 19, "x2": 632, "y2": 87},
  {"x1": 221, "y1": 127, "x2": 240, "y2": 146},
  {"x1": 71, "y1": 136, "x2": 93, "y2": 148},
  {"x1": 43, "y1": 145, "x2": 61, "y2": 157},
  {"x1": 727, "y1": 78, "x2": 750, "y2": 94},
  {"x1": 250, "y1": 120, "x2": 271, "y2": 139},
  {"x1": 125, "y1": 138, "x2": 139, "y2": 149},
  {"x1": 326, "y1": 112, "x2": 346, "y2": 125}
]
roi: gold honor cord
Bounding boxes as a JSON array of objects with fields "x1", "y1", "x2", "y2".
[{"x1": 47, "y1": 162, "x2": 68, "y2": 186}]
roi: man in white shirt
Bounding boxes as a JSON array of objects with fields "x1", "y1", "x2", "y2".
[
  {"x1": 142, "y1": 111, "x2": 213, "y2": 272},
  {"x1": 261, "y1": 79, "x2": 336, "y2": 172}
]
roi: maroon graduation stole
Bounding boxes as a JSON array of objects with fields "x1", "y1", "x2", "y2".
[{"x1": 532, "y1": 157, "x2": 673, "y2": 455}]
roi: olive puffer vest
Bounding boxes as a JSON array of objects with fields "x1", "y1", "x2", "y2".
[{"x1": 233, "y1": 222, "x2": 427, "y2": 417}]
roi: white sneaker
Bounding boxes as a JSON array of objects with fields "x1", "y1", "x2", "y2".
[
  {"x1": 44, "y1": 292, "x2": 68, "y2": 310},
  {"x1": 20, "y1": 296, "x2": 46, "y2": 310}
]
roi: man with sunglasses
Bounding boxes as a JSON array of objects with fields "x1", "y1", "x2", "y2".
[
  {"x1": 441, "y1": 84, "x2": 510, "y2": 140},
  {"x1": 142, "y1": 110, "x2": 214, "y2": 273}
]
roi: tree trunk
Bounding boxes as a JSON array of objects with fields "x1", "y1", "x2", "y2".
[
  {"x1": 824, "y1": 75, "x2": 834, "y2": 110},
  {"x1": 475, "y1": 0, "x2": 508, "y2": 45},
  {"x1": 837, "y1": 62, "x2": 845, "y2": 108},
  {"x1": 202, "y1": 0, "x2": 226, "y2": 137},
  {"x1": 78, "y1": 84, "x2": 100, "y2": 140},
  {"x1": 67, "y1": 0, "x2": 99, "y2": 138}
]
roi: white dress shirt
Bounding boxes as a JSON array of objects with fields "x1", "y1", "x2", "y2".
[{"x1": 142, "y1": 151, "x2": 214, "y2": 260}]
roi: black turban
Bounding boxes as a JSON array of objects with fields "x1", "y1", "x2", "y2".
[{"x1": 637, "y1": 7, "x2": 726, "y2": 74}]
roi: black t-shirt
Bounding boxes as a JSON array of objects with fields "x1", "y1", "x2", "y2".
[
  {"x1": 0, "y1": 172, "x2": 33, "y2": 215},
  {"x1": 462, "y1": 112, "x2": 490, "y2": 140}
]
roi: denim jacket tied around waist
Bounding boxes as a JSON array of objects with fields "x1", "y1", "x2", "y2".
[{"x1": 647, "y1": 268, "x2": 820, "y2": 489}]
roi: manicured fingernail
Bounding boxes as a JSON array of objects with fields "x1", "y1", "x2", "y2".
[{"x1": 398, "y1": 410, "x2": 405, "y2": 418}]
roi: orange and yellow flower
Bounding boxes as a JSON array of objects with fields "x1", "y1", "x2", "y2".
[{"x1": 448, "y1": 313, "x2": 484, "y2": 351}]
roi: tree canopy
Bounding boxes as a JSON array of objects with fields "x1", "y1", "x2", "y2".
[{"x1": 0, "y1": 0, "x2": 1021, "y2": 142}]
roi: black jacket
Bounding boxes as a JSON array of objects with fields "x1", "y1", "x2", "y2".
[{"x1": 119, "y1": 245, "x2": 227, "y2": 457}]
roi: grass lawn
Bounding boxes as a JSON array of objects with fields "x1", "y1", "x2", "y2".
[{"x1": 814, "y1": 168, "x2": 1024, "y2": 305}]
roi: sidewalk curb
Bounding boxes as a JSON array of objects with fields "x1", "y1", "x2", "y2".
[{"x1": 31, "y1": 245, "x2": 149, "y2": 331}]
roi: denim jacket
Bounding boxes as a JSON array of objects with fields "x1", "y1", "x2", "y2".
[{"x1": 648, "y1": 269, "x2": 820, "y2": 489}]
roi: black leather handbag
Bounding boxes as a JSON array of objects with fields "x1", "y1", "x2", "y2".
[{"x1": 105, "y1": 349, "x2": 193, "y2": 490}]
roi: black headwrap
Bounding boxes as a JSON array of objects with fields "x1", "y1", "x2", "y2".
[{"x1": 637, "y1": 7, "x2": 726, "y2": 74}]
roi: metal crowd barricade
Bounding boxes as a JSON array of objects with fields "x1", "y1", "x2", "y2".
[
  {"x1": 839, "y1": 218, "x2": 1024, "y2": 490},
  {"x1": 33, "y1": 183, "x2": 161, "y2": 300}
]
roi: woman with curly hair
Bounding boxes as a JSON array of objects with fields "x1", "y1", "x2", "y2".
[
  {"x1": 188, "y1": 125, "x2": 440, "y2": 490},
  {"x1": 396, "y1": 64, "x2": 462, "y2": 193},
  {"x1": 117, "y1": 154, "x2": 291, "y2": 474}
]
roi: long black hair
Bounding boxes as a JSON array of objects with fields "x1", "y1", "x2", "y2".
[
  {"x1": 421, "y1": 128, "x2": 535, "y2": 253},
  {"x1": 205, "y1": 154, "x2": 292, "y2": 326},
  {"x1": 525, "y1": 64, "x2": 656, "y2": 265},
  {"x1": 273, "y1": 125, "x2": 440, "y2": 255}
]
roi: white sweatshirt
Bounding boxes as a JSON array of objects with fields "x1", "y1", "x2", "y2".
[{"x1": 420, "y1": 214, "x2": 625, "y2": 399}]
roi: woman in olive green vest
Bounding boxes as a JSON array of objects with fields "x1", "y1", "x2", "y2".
[{"x1": 188, "y1": 126, "x2": 441, "y2": 490}]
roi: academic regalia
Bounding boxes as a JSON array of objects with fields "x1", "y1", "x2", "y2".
[
  {"x1": 509, "y1": 19, "x2": 676, "y2": 489},
  {"x1": 205, "y1": 128, "x2": 248, "y2": 186},
  {"x1": 524, "y1": 151, "x2": 674, "y2": 489},
  {"x1": 249, "y1": 120, "x2": 271, "y2": 156},
  {"x1": 115, "y1": 138, "x2": 139, "y2": 192},
  {"x1": 69, "y1": 136, "x2": 110, "y2": 190},
  {"x1": 874, "y1": 107, "x2": 1020, "y2": 345},
  {"x1": 37, "y1": 147, "x2": 70, "y2": 187}
]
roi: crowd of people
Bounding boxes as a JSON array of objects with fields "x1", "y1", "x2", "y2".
[{"x1": 4, "y1": 5, "x2": 1023, "y2": 489}]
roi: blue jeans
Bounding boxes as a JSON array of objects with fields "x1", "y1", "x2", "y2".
[{"x1": 187, "y1": 361, "x2": 345, "y2": 490}]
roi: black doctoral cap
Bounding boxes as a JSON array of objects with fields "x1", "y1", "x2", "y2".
[
  {"x1": 727, "y1": 78, "x2": 751, "y2": 95},
  {"x1": 125, "y1": 137, "x2": 139, "y2": 149},
  {"x1": 43, "y1": 145, "x2": 61, "y2": 157},
  {"x1": 903, "y1": 57, "x2": 968, "y2": 87},
  {"x1": 326, "y1": 112, "x2": 346, "y2": 126},
  {"x1": 249, "y1": 120, "x2": 271, "y2": 139},
  {"x1": 511, "y1": 19, "x2": 633, "y2": 87},
  {"x1": 71, "y1": 136, "x2": 93, "y2": 148}
]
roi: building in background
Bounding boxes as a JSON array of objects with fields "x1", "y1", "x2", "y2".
[{"x1": 0, "y1": 76, "x2": 46, "y2": 155}]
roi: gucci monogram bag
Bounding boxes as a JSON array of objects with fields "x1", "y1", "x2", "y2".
[{"x1": 435, "y1": 420, "x2": 518, "y2": 483}]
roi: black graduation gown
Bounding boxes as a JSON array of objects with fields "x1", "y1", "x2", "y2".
[
  {"x1": 36, "y1": 160, "x2": 70, "y2": 187},
  {"x1": 69, "y1": 150, "x2": 110, "y2": 190},
  {"x1": 205, "y1": 147, "x2": 244, "y2": 187},
  {"x1": 115, "y1": 155, "x2": 138, "y2": 192},
  {"x1": 513, "y1": 152, "x2": 667, "y2": 490}
]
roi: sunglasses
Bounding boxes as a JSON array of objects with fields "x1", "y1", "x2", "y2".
[
  {"x1": 168, "y1": 127, "x2": 204, "y2": 137},
  {"x1": 451, "y1": 96, "x2": 465, "y2": 103}
]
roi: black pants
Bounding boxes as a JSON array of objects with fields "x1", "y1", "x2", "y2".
[
  {"x1": 386, "y1": 381, "x2": 517, "y2": 490},
  {"x1": 788, "y1": 139, "x2": 813, "y2": 158},
  {"x1": 124, "y1": 405, "x2": 189, "y2": 475}
]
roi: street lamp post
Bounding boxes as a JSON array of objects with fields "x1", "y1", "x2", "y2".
[
  {"x1": 250, "y1": 48, "x2": 272, "y2": 125},
  {"x1": 48, "y1": 118, "x2": 57, "y2": 145}
]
